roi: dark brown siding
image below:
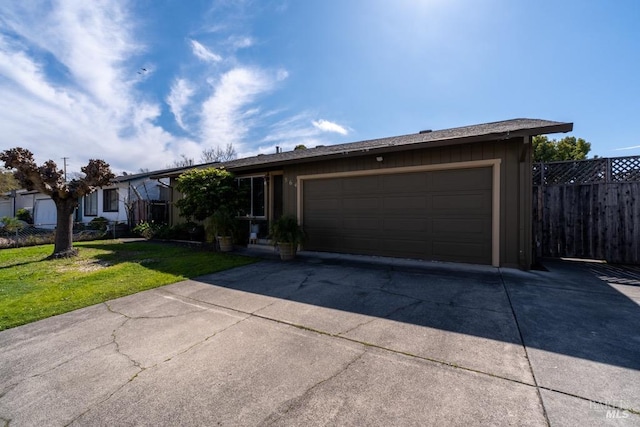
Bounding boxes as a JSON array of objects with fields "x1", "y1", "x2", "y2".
[
  {"x1": 166, "y1": 137, "x2": 532, "y2": 267},
  {"x1": 303, "y1": 168, "x2": 493, "y2": 264},
  {"x1": 283, "y1": 138, "x2": 530, "y2": 268}
]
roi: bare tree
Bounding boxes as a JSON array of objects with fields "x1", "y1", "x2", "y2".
[
  {"x1": 0, "y1": 148, "x2": 114, "y2": 258},
  {"x1": 201, "y1": 143, "x2": 237, "y2": 163},
  {"x1": 169, "y1": 154, "x2": 195, "y2": 168}
]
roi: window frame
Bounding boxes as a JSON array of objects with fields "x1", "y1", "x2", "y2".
[
  {"x1": 237, "y1": 175, "x2": 266, "y2": 218},
  {"x1": 84, "y1": 191, "x2": 98, "y2": 217},
  {"x1": 103, "y1": 188, "x2": 119, "y2": 213}
]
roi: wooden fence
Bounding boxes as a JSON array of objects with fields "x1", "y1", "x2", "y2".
[{"x1": 533, "y1": 156, "x2": 640, "y2": 264}]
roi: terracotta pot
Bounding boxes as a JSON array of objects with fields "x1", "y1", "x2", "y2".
[
  {"x1": 217, "y1": 236, "x2": 234, "y2": 252},
  {"x1": 278, "y1": 242, "x2": 297, "y2": 260}
]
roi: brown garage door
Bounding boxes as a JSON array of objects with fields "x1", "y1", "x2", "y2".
[{"x1": 302, "y1": 167, "x2": 493, "y2": 264}]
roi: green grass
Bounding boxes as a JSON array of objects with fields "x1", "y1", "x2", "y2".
[{"x1": 0, "y1": 240, "x2": 257, "y2": 331}]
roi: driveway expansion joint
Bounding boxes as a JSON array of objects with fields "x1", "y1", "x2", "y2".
[
  {"x1": 498, "y1": 268, "x2": 550, "y2": 427},
  {"x1": 103, "y1": 299, "x2": 205, "y2": 320},
  {"x1": 538, "y1": 386, "x2": 640, "y2": 416},
  {"x1": 337, "y1": 299, "x2": 422, "y2": 336},
  {"x1": 161, "y1": 315, "x2": 250, "y2": 365},
  {"x1": 163, "y1": 285, "x2": 541, "y2": 390}
]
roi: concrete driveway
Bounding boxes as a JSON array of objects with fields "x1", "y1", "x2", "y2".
[{"x1": 1, "y1": 251, "x2": 639, "y2": 426}]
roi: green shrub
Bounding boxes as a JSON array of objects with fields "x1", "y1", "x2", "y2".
[
  {"x1": 16, "y1": 208, "x2": 33, "y2": 224},
  {"x1": 1, "y1": 216, "x2": 27, "y2": 233},
  {"x1": 88, "y1": 216, "x2": 109, "y2": 231},
  {"x1": 133, "y1": 221, "x2": 163, "y2": 239}
]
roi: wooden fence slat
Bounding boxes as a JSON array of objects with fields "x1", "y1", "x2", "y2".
[{"x1": 534, "y1": 182, "x2": 640, "y2": 264}]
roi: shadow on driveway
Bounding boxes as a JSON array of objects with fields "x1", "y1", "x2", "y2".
[
  {"x1": 189, "y1": 251, "x2": 640, "y2": 415},
  {"x1": 197, "y1": 253, "x2": 640, "y2": 369}
]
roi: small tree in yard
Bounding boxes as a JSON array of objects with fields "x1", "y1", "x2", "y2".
[
  {"x1": 0, "y1": 147, "x2": 114, "y2": 258},
  {"x1": 175, "y1": 167, "x2": 239, "y2": 221},
  {"x1": 175, "y1": 168, "x2": 242, "y2": 247}
]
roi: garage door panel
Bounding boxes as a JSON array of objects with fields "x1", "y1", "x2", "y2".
[
  {"x1": 384, "y1": 239, "x2": 429, "y2": 256},
  {"x1": 303, "y1": 166, "x2": 493, "y2": 264},
  {"x1": 431, "y1": 218, "x2": 490, "y2": 236},
  {"x1": 431, "y1": 218, "x2": 491, "y2": 236},
  {"x1": 431, "y1": 168, "x2": 492, "y2": 191},
  {"x1": 305, "y1": 217, "x2": 341, "y2": 229},
  {"x1": 305, "y1": 232, "x2": 341, "y2": 250},
  {"x1": 380, "y1": 173, "x2": 428, "y2": 193},
  {"x1": 343, "y1": 176, "x2": 379, "y2": 194},
  {"x1": 382, "y1": 218, "x2": 427, "y2": 232},
  {"x1": 382, "y1": 196, "x2": 428, "y2": 210},
  {"x1": 306, "y1": 179, "x2": 342, "y2": 195},
  {"x1": 343, "y1": 197, "x2": 380, "y2": 211},
  {"x1": 343, "y1": 217, "x2": 380, "y2": 230},
  {"x1": 432, "y1": 193, "x2": 491, "y2": 212},
  {"x1": 305, "y1": 197, "x2": 341, "y2": 211},
  {"x1": 341, "y1": 236, "x2": 380, "y2": 252}
]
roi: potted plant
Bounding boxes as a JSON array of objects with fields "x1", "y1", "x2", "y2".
[
  {"x1": 269, "y1": 214, "x2": 305, "y2": 260},
  {"x1": 206, "y1": 208, "x2": 237, "y2": 252}
]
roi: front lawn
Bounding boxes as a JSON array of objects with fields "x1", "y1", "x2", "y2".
[{"x1": 0, "y1": 240, "x2": 256, "y2": 330}]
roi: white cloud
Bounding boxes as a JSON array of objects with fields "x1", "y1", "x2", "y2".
[
  {"x1": 0, "y1": 2, "x2": 196, "y2": 173},
  {"x1": 167, "y1": 78, "x2": 195, "y2": 130},
  {"x1": 190, "y1": 39, "x2": 222, "y2": 62},
  {"x1": 615, "y1": 145, "x2": 640, "y2": 151},
  {"x1": 246, "y1": 113, "x2": 349, "y2": 156},
  {"x1": 276, "y1": 69, "x2": 289, "y2": 81},
  {"x1": 0, "y1": 2, "x2": 351, "y2": 174},
  {"x1": 229, "y1": 36, "x2": 254, "y2": 49},
  {"x1": 312, "y1": 119, "x2": 349, "y2": 135},
  {"x1": 201, "y1": 67, "x2": 278, "y2": 148}
]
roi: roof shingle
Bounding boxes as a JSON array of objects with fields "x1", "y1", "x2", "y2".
[{"x1": 151, "y1": 118, "x2": 572, "y2": 178}]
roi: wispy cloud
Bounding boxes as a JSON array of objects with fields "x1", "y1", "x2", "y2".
[
  {"x1": 251, "y1": 113, "x2": 349, "y2": 154},
  {"x1": 0, "y1": 2, "x2": 351, "y2": 173},
  {"x1": 190, "y1": 39, "x2": 222, "y2": 62},
  {"x1": 228, "y1": 35, "x2": 254, "y2": 49},
  {"x1": 201, "y1": 67, "x2": 281, "y2": 149},
  {"x1": 0, "y1": 1, "x2": 198, "y2": 172},
  {"x1": 167, "y1": 78, "x2": 195, "y2": 131},
  {"x1": 312, "y1": 119, "x2": 349, "y2": 135},
  {"x1": 615, "y1": 145, "x2": 640, "y2": 151}
]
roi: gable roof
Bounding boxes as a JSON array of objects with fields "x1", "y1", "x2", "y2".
[{"x1": 152, "y1": 118, "x2": 572, "y2": 178}]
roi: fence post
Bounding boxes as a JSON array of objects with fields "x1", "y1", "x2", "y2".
[{"x1": 606, "y1": 158, "x2": 612, "y2": 182}]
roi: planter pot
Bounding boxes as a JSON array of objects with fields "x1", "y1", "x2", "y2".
[
  {"x1": 217, "y1": 236, "x2": 234, "y2": 252},
  {"x1": 278, "y1": 242, "x2": 297, "y2": 261}
]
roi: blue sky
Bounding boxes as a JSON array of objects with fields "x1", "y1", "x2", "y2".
[{"x1": 0, "y1": 0, "x2": 638, "y2": 174}]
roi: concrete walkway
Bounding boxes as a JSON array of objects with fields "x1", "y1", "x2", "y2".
[{"x1": 1, "y1": 251, "x2": 639, "y2": 426}]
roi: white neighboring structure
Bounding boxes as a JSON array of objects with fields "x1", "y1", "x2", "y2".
[
  {"x1": 33, "y1": 194, "x2": 56, "y2": 228},
  {"x1": 76, "y1": 171, "x2": 169, "y2": 226},
  {"x1": 2, "y1": 171, "x2": 169, "y2": 228},
  {"x1": 0, "y1": 190, "x2": 38, "y2": 220}
]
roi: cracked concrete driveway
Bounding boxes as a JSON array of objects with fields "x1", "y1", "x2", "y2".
[{"x1": 1, "y1": 252, "x2": 639, "y2": 426}]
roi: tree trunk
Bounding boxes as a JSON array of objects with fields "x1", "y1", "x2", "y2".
[{"x1": 52, "y1": 198, "x2": 78, "y2": 258}]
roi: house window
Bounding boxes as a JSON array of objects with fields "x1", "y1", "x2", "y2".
[
  {"x1": 237, "y1": 176, "x2": 265, "y2": 217},
  {"x1": 84, "y1": 191, "x2": 98, "y2": 216},
  {"x1": 103, "y1": 189, "x2": 119, "y2": 212}
]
